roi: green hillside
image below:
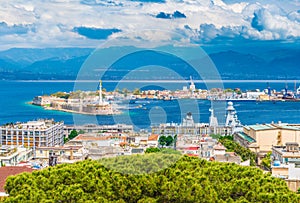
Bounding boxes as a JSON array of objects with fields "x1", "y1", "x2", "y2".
[{"x1": 3, "y1": 153, "x2": 299, "y2": 202}]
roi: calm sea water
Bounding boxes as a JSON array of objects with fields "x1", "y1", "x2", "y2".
[{"x1": 1, "y1": 80, "x2": 300, "y2": 130}]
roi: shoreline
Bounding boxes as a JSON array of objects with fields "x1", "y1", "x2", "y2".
[
  {"x1": 30, "y1": 98, "x2": 300, "y2": 117},
  {"x1": 45, "y1": 106, "x2": 122, "y2": 116},
  {"x1": 30, "y1": 103, "x2": 122, "y2": 116},
  {"x1": 44, "y1": 106, "x2": 122, "y2": 116}
]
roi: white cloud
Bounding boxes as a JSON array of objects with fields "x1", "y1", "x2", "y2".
[
  {"x1": 248, "y1": 8, "x2": 300, "y2": 40},
  {"x1": 0, "y1": 0, "x2": 299, "y2": 49},
  {"x1": 288, "y1": 10, "x2": 300, "y2": 22}
]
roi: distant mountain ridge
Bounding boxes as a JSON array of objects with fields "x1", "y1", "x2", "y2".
[
  {"x1": 0, "y1": 48, "x2": 93, "y2": 65},
  {"x1": 0, "y1": 47, "x2": 299, "y2": 80}
]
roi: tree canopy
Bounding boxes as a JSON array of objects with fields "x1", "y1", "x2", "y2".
[
  {"x1": 261, "y1": 152, "x2": 272, "y2": 170},
  {"x1": 145, "y1": 148, "x2": 181, "y2": 155},
  {"x1": 3, "y1": 153, "x2": 299, "y2": 202},
  {"x1": 132, "y1": 88, "x2": 141, "y2": 95},
  {"x1": 145, "y1": 147, "x2": 161, "y2": 153},
  {"x1": 51, "y1": 91, "x2": 69, "y2": 99},
  {"x1": 219, "y1": 136, "x2": 257, "y2": 166},
  {"x1": 64, "y1": 130, "x2": 79, "y2": 143},
  {"x1": 69, "y1": 129, "x2": 78, "y2": 139},
  {"x1": 158, "y1": 135, "x2": 174, "y2": 147}
]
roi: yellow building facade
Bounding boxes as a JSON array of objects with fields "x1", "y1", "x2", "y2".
[{"x1": 235, "y1": 123, "x2": 300, "y2": 164}]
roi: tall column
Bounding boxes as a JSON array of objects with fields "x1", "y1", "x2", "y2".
[{"x1": 99, "y1": 80, "x2": 103, "y2": 105}]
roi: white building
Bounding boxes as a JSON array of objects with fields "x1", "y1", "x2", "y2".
[
  {"x1": 0, "y1": 120, "x2": 64, "y2": 149},
  {"x1": 271, "y1": 143, "x2": 300, "y2": 191},
  {"x1": 32, "y1": 96, "x2": 52, "y2": 106},
  {"x1": 0, "y1": 146, "x2": 33, "y2": 166},
  {"x1": 199, "y1": 137, "x2": 217, "y2": 159},
  {"x1": 246, "y1": 91, "x2": 265, "y2": 99},
  {"x1": 152, "y1": 111, "x2": 234, "y2": 136},
  {"x1": 213, "y1": 144, "x2": 226, "y2": 155}
]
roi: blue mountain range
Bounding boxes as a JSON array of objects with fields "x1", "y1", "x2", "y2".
[{"x1": 0, "y1": 45, "x2": 299, "y2": 80}]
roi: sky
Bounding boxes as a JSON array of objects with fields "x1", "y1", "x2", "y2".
[{"x1": 0, "y1": 0, "x2": 299, "y2": 49}]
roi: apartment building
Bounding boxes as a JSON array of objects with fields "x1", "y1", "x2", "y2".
[{"x1": 0, "y1": 120, "x2": 64, "y2": 149}]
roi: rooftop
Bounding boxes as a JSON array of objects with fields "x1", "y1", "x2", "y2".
[
  {"x1": 237, "y1": 132, "x2": 256, "y2": 143},
  {"x1": 186, "y1": 146, "x2": 199, "y2": 151},
  {"x1": 272, "y1": 146, "x2": 300, "y2": 157},
  {"x1": 148, "y1": 134, "x2": 159, "y2": 141},
  {"x1": 36, "y1": 146, "x2": 83, "y2": 150},
  {"x1": 214, "y1": 153, "x2": 241, "y2": 164},
  {"x1": 247, "y1": 124, "x2": 275, "y2": 131},
  {"x1": 65, "y1": 123, "x2": 133, "y2": 129},
  {"x1": 1, "y1": 119, "x2": 62, "y2": 130},
  {"x1": 214, "y1": 144, "x2": 226, "y2": 150},
  {"x1": 73, "y1": 134, "x2": 126, "y2": 141},
  {"x1": 277, "y1": 125, "x2": 300, "y2": 131},
  {"x1": 0, "y1": 166, "x2": 34, "y2": 192},
  {"x1": 245, "y1": 123, "x2": 300, "y2": 131}
]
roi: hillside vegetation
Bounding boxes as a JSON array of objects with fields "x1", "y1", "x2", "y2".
[
  {"x1": 219, "y1": 136, "x2": 257, "y2": 166},
  {"x1": 3, "y1": 153, "x2": 299, "y2": 203}
]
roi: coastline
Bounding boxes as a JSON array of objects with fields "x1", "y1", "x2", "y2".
[
  {"x1": 44, "y1": 106, "x2": 122, "y2": 116},
  {"x1": 30, "y1": 98, "x2": 300, "y2": 117}
]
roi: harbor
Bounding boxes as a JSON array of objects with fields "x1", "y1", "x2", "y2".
[
  {"x1": 0, "y1": 80, "x2": 299, "y2": 129},
  {"x1": 31, "y1": 78, "x2": 300, "y2": 118}
]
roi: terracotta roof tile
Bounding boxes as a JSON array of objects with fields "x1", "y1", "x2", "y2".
[
  {"x1": 0, "y1": 166, "x2": 34, "y2": 192},
  {"x1": 148, "y1": 134, "x2": 159, "y2": 141}
]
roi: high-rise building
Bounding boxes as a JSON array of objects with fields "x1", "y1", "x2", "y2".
[{"x1": 0, "y1": 120, "x2": 64, "y2": 149}]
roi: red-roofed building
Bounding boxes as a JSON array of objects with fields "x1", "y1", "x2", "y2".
[
  {"x1": 186, "y1": 147, "x2": 199, "y2": 151},
  {"x1": 0, "y1": 166, "x2": 34, "y2": 195},
  {"x1": 182, "y1": 146, "x2": 199, "y2": 157},
  {"x1": 148, "y1": 134, "x2": 159, "y2": 147}
]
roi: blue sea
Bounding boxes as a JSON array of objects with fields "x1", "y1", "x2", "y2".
[{"x1": 1, "y1": 80, "x2": 300, "y2": 130}]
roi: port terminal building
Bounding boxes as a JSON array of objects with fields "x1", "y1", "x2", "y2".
[{"x1": 152, "y1": 102, "x2": 242, "y2": 136}]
